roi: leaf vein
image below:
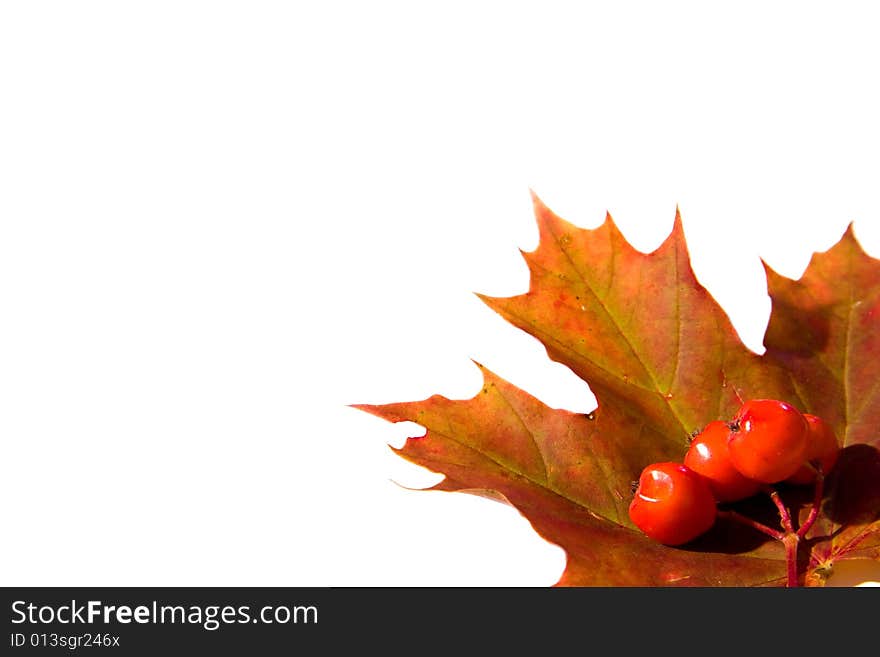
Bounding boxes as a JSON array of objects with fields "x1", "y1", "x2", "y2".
[
  {"x1": 542, "y1": 224, "x2": 690, "y2": 435},
  {"x1": 490, "y1": 382, "x2": 550, "y2": 483},
  {"x1": 425, "y1": 422, "x2": 620, "y2": 527}
]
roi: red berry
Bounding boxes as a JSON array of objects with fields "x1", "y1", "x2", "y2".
[
  {"x1": 785, "y1": 413, "x2": 839, "y2": 485},
  {"x1": 628, "y1": 462, "x2": 717, "y2": 546},
  {"x1": 727, "y1": 399, "x2": 809, "y2": 484},
  {"x1": 684, "y1": 420, "x2": 762, "y2": 502}
]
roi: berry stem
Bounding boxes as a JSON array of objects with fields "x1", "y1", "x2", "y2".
[
  {"x1": 761, "y1": 485, "x2": 808, "y2": 587},
  {"x1": 783, "y1": 533, "x2": 800, "y2": 587},
  {"x1": 764, "y1": 486, "x2": 795, "y2": 533},
  {"x1": 718, "y1": 510, "x2": 785, "y2": 540},
  {"x1": 797, "y1": 464, "x2": 824, "y2": 539}
]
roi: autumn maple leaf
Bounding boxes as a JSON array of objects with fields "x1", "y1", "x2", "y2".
[{"x1": 355, "y1": 192, "x2": 880, "y2": 586}]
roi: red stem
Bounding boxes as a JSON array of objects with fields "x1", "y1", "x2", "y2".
[
  {"x1": 762, "y1": 484, "x2": 811, "y2": 587},
  {"x1": 718, "y1": 469, "x2": 826, "y2": 587},
  {"x1": 719, "y1": 510, "x2": 785, "y2": 540},
  {"x1": 783, "y1": 533, "x2": 800, "y2": 587},
  {"x1": 797, "y1": 464, "x2": 824, "y2": 539},
  {"x1": 764, "y1": 486, "x2": 795, "y2": 533}
]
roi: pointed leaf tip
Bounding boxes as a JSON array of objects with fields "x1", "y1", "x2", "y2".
[
  {"x1": 469, "y1": 358, "x2": 487, "y2": 372},
  {"x1": 529, "y1": 188, "x2": 549, "y2": 213},
  {"x1": 670, "y1": 206, "x2": 685, "y2": 237},
  {"x1": 760, "y1": 256, "x2": 781, "y2": 279},
  {"x1": 839, "y1": 220, "x2": 867, "y2": 255}
]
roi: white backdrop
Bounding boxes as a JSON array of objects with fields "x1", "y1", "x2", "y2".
[{"x1": 2, "y1": 1, "x2": 879, "y2": 586}]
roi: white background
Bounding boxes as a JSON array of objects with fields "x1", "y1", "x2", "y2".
[{"x1": 2, "y1": 2, "x2": 879, "y2": 586}]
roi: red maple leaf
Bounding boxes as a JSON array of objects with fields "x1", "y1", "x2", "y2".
[{"x1": 355, "y1": 192, "x2": 880, "y2": 586}]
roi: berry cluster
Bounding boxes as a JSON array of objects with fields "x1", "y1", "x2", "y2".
[{"x1": 628, "y1": 399, "x2": 839, "y2": 548}]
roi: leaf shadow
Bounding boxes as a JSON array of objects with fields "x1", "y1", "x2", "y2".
[
  {"x1": 682, "y1": 494, "x2": 785, "y2": 555},
  {"x1": 822, "y1": 443, "x2": 880, "y2": 526},
  {"x1": 764, "y1": 295, "x2": 831, "y2": 357}
]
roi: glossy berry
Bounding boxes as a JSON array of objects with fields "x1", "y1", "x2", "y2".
[
  {"x1": 628, "y1": 462, "x2": 717, "y2": 546},
  {"x1": 785, "y1": 413, "x2": 839, "y2": 485},
  {"x1": 684, "y1": 420, "x2": 762, "y2": 502},
  {"x1": 727, "y1": 399, "x2": 809, "y2": 484}
]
